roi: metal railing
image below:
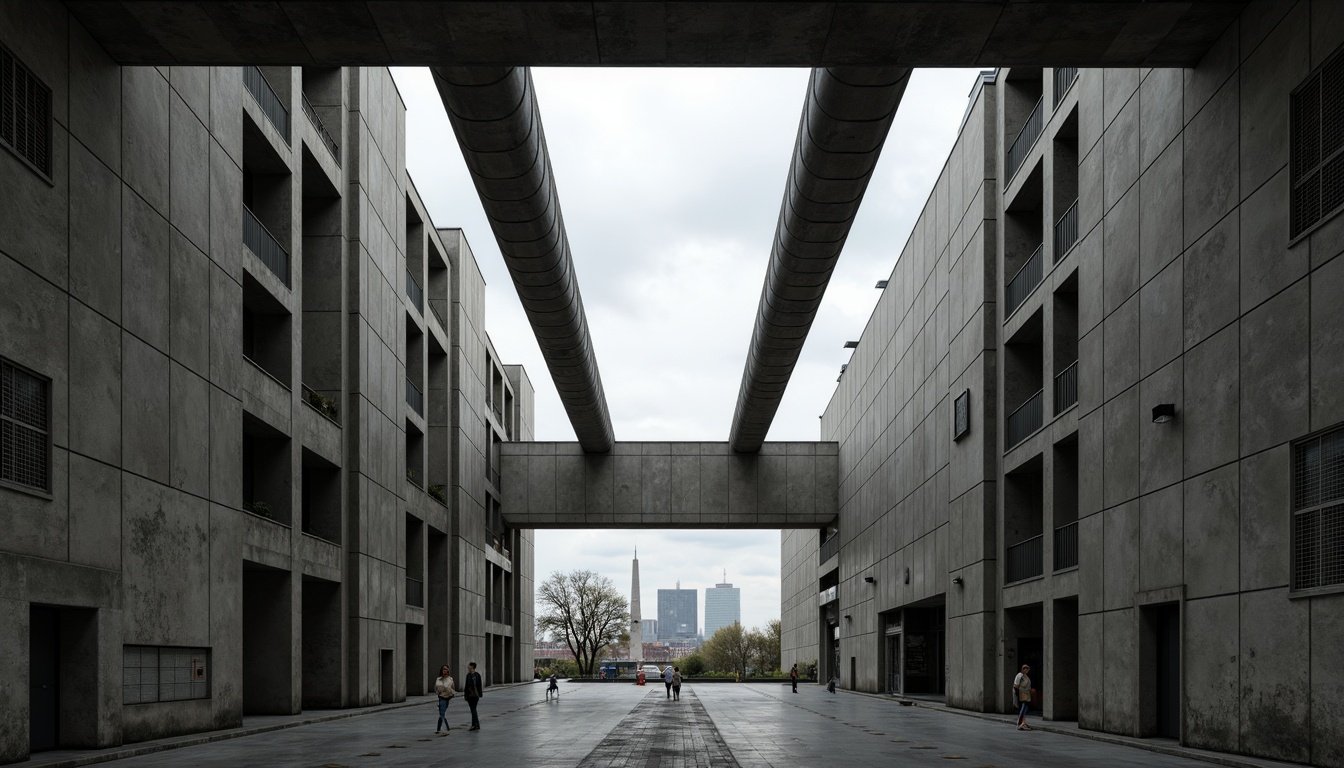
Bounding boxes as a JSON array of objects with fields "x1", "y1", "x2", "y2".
[
  {"x1": 406, "y1": 376, "x2": 423, "y2": 416},
  {"x1": 819, "y1": 533, "x2": 841, "y2": 563},
  {"x1": 1053, "y1": 68, "x2": 1079, "y2": 110},
  {"x1": 243, "y1": 205, "x2": 291, "y2": 287},
  {"x1": 1054, "y1": 522, "x2": 1079, "y2": 571},
  {"x1": 1006, "y1": 97, "x2": 1043, "y2": 181},
  {"x1": 1006, "y1": 389, "x2": 1044, "y2": 449},
  {"x1": 1005, "y1": 243, "x2": 1043, "y2": 319},
  {"x1": 1054, "y1": 361, "x2": 1079, "y2": 415},
  {"x1": 1054, "y1": 199, "x2": 1079, "y2": 262},
  {"x1": 406, "y1": 577, "x2": 424, "y2": 607},
  {"x1": 243, "y1": 67, "x2": 290, "y2": 144},
  {"x1": 429, "y1": 298, "x2": 447, "y2": 329},
  {"x1": 406, "y1": 268, "x2": 424, "y2": 314},
  {"x1": 301, "y1": 92, "x2": 340, "y2": 164},
  {"x1": 488, "y1": 603, "x2": 512, "y2": 625},
  {"x1": 301, "y1": 384, "x2": 339, "y2": 423},
  {"x1": 1006, "y1": 534, "x2": 1044, "y2": 584}
]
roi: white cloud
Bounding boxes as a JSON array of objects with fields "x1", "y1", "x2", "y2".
[{"x1": 393, "y1": 66, "x2": 981, "y2": 631}]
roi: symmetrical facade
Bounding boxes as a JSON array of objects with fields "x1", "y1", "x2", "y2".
[
  {"x1": 783, "y1": 4, "x2": 1344, "y2": 767},
  {"x1": 0, "y1": 2, "x2": 533, "y2": 762},
  {"x1": 704, "y1": 581, "x2": 741, "y2": 640}
]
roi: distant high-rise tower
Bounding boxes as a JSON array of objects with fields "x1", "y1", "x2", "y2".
[
  {"x1": 704, "y1": 572, "x2": 741, "y2": 639},
  {"x1": 658, "y1": 582, "x2": 698, "y2": 640},
  {"x1": 630, "y1": 549, "x2": 643, "y2": 662}
]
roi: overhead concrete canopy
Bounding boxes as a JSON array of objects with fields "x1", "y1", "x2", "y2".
[
  {"x1": 500, "y1": 442, "x2": 838, "y2": 528},
  {"x1": 67, "y1": 1, "x2": 1243, "y2": 67}
]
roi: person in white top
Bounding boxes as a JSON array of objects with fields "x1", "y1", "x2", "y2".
[
  {"x1": 1013, "y1": 664, "x2": 1032, "y2": 730},
  {"x1": 435, "y1": 665, "x2": 456, "y2": 735}
]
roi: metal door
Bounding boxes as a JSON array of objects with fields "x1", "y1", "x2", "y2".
[{"x1": 30, "y1": 607, "x2": 59, "y2": 752}]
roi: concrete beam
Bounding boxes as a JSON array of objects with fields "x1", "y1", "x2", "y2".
[
  {"x1": 500, "y1": 442, "x2": 838, "y2": 528},
  {"x1": 65, "y1": 2, "x2": 1243, "y2": 68},
  {"x1": 729, "y1": 67, "x2": 909, "y2": 452},
  {"x1": 432, "y1": 67, "x2": 614, "y2": 453}
]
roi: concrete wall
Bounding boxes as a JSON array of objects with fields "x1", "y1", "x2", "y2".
[
  {"x1": 0, "y1": 6, "x2": 535, "y2": 760},
  {"x1": 500, "y1": 442, "x2": 839, "y2": 528}
]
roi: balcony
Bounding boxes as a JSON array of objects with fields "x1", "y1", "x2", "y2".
[
  {"x1": 243, "y1": 205, "x2": 291, "y2": 287},
  {"x1": 1054, "y1": 199, "x2": 1078, "y2": 262},
  {"x1": 406, "y1": 268, "x2": 424, "y2": 314},
  {"x1": 1053, "y1": 68, "x2": 1079, "y2": 110},
  {"x1": 301, "y1": 92, "x2": 340, "y2": 164},
  {"x1": 428, "y1": 298, "x2": 447, "y2": 329},
  {"x1": 301, "y1": 384, "x2": 339, "y2": 424},
  {"x1": 406, "y1": 376, "x2": 423, "y2": 417},
  {"x1": 1054, "y1": 522, "x2": 1079, "y2": 571},
  {"x1": 1006, "y1": 534, "x2": 1044, "y2": 584},
  {"x1": 243, "y1": 66, "x2": 290, "y2": 144},
  {"x1": 818, "y1": 585, "x2": 837, "y2": 606},
  {"x1": 819, "y1": 533, "x2": 841, "y2": 563},
  {"x1": 1005, "y1": 243, "x2": 1043, "y2": 319},
  {"x1": 1054, "y1": 361, "x2": 1079, "y2": 416},
  {"x1": 1006, "y1": 97, "x2": 1043, "y2": 181},
  {"x1": 406, "y1": 576, "x2": 424, "y2": 608},
  {"x1": 1006, "y1": 389, "x2": 1044, "y2": 450},
  {"x1": 488, "y1": 603, "x2": 512, "y2": 625}
]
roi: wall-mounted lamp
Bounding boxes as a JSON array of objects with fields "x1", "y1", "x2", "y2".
[
  {"x1": 864, "y1": 575, "x2": 875, "y2": 583},
  {"x1": 875, "y1": 280, "x2": 889, "y2": 289},
  {"x1": 843, "y1": 341, "x2": 859, "y2": 349},
  {"x1": 952, "y1": 576, "x2": 963, "y2": 586},
  {"x1": 1151, "y1": 403, "x2": 1176, "y2": 424},
  {"x1": 904, "y1": 567, "x2": 911, "y2": 585},
  {"x1": 844, "y1": 614, "x2": 852, "y2": 621}
]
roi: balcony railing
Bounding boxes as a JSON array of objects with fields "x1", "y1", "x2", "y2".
[
  {"x1": 1054, "y1": 361, "x2": 1079, "y2": 415},
  {"x1": 1006, "y1": 96, "x2": 1043, "y2": 181},
  {"x1": 488, "y1": 603, "x2": 512, "y2": 625},
  {"x1": 819, "y1": 533, "x2": 841, "y2": 563},
  {"x1": 406, "y1": 577, "x2": 424, "y2": 607},
  {"x1": 301, "y1": 384, "x2": 340, "y2": 423},
  {"x1": 1006, "y1": 389, "x2": 1044, "y2": 449},
  {"x1": 406, "y1": 376, "x2": 423, "y2": 417},
  {"x1": 243, "y1": 205, "x2": 291, "y2": 287},
  {"x1": 406, "y1": 268, "x2": 424, "y2": 314},
  {"x1": 818, "y1": 585, "x2": 838, "y2": 606},
  {"x1": 301, "y1": 92, "x2": 340, "y2": 164},
  {"x1": 1053, "y1": 68, "x2": 1079, "y2": 110},
  {"x1": 1054, "y1": 199, "x2": 1079, "y2": 262},
  {"x1": 1054, "y1": 521, "x2": 1079, "y2": 571},
  {"x1": 429, "y1": 298, "x2": 447, "y2": 329},
  {"x1": 243, "y1": 66, "x2": 290, "y2": 144},
  {"x1": 1006, "y1": 534, "x2": 1044, "y2": 584},
  {"x1": 1005, "y1": 243, "x2": 1043, "y2": 319}
]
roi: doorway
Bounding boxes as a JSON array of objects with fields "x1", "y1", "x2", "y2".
[
  {"x1": 1154, "y1": 605, "x2": 1180, "y2": 738},
  {"x1": 885, "y1": 631, "x2": 902, "y2": 694},
  {"x1": 30, "y1": 607, "x2": 59, "y2": 752},
  {"x1": 380, "y1": 649, "x2": 395, "y2": 704},
  {"x1": 1016, "y1": 636, "x2": 1044, "y2": 713}
]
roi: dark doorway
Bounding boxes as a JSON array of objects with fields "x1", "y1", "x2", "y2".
[
  {"x1": 1016, "y1": 636, "x2": 1044, "y2": 713},
  {"x1": 885, "y1": 631, "x2": 902, "y2": 693},
  {"x1": 1155, "y1": 604, "x2": 1180, "y2": 738},
  {"x1": 903, "y1": 605, "x2": 946, "y2": 696},
  {"x1": 849, "y1": 657, "x2": 856, "y2": 691},
  {"x1": 380, "y1": 649, "x2": 395, "y2": 704},
  {"x1": 30, "y1": 607, "x2": 59, "y2": 752}
]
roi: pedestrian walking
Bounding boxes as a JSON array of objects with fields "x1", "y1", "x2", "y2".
[
  {"x1": 790, "y1": 663, "x2": 799, "y2": 694},
  {"x1": 826, "y1": 673, "x2": 838, "y2": 694},
  {"x1": 663, "y1": 664, "x2": 674, "y2": 699},
  {"x1": 1013, "y1": 664, "x2": 1033, "y2": 730},
  {"x1": 434, "y1": 665, "x2": 455, "y2": 735},
  {"x1": 546, "y1": 672, "x2": 560, "y2": 701},
  {"x1": 672, "y1": 667, "x2": 682, "y2": 701},
  {"x1": 464, "y1": 662, "x2": 484, "y2": 731}
]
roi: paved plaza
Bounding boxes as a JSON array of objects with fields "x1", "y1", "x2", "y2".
[{"x1": 23, "y1": 683, "x2": 1305, "y2": 768}]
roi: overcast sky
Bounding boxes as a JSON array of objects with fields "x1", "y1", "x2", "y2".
[{"x1": 392, "y1": 66, "x2": 982, "y2": 634}]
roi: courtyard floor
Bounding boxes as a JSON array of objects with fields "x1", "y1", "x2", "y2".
[{"x1": 23, "y1": 682, "x2": 1305, "y2": 768}]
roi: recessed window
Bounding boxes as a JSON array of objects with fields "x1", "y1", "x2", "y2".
[
  {"x1": 953, "y1": 389, "x2": 971, "y2": 441},
  {"x1": 1292, "y1": 425, "x2": 1344, "y2": 592},
  {"x1": 1, "y1": 357, "x2": 50, "y2": 493},
  {"x1": 1290, "y1": 48, "x2": 1344, "y2": 240},
  {"x1": 0, "y1": 43, "x2": 53, "y2": 178},
  {"x1": 123, "y1": 646, "x2": 211, "y2": 704}
]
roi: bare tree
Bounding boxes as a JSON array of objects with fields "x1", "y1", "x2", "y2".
[{"x1": 535, "y1": 570, "x2": 629, "y2": 677}]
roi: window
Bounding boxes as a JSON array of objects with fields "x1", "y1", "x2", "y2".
[
  {"x1": 123, "y1": 646, "x2": 211, "y2": 704},
  {"x1": 953, "y1": 389, "x2": 971, "y2": 441},
  {"x1": 1292, "y1": 425, "x2": 1344, "y2": 592},
  {"x1": 0, "y1": 43, "x2": 53, "y2": 178},
  {"x1": 1290, "y1": 48, "x2": 1344, "y2": 239},
  {"x1": 1, "y1": 358, "x2": 50, "y2": 492}
]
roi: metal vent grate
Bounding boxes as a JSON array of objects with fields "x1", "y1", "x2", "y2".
[
  {"x1": 1, "y1": 360, "x2": 49, "y2": 490},
  {"x1": 1293, "y1": 426, "x2": 1344, "y2": 590},
  {"x1": 0, "y1": 44, "x2": 52, "y2": 176}
]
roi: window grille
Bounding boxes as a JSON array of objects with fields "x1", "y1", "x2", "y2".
[
  {"x1": 953, "y1": 389, "x2": 970, "y2": 441},
  {"x1": 123, "y1": 646, "x2": 211, "y2": 704},
  {"x1": 1, "y1": 358, "x2": 49, "y2": 491},
  {"x1": 0, "y1": 43, "x2": 52, "y2": 176},
  {"x1": 1293, "y1": 425, "x2": 1344, "y2": 591},
  {"x1": 1291, "y1": 48, "x2": 1344, "y2": 239}
]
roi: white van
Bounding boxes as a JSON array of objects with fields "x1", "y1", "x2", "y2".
[{"x1": 641, "y1": 664, "x2": 663, "y2": 678}]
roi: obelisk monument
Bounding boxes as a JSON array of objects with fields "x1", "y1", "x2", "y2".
[{"x1": 630, "y1": 548, "x2": 643, "y2": 665}]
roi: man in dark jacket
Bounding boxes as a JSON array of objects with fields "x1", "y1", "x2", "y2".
[{"x1": 464, "y1": 662, "x2": 484, "y2": 731}]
